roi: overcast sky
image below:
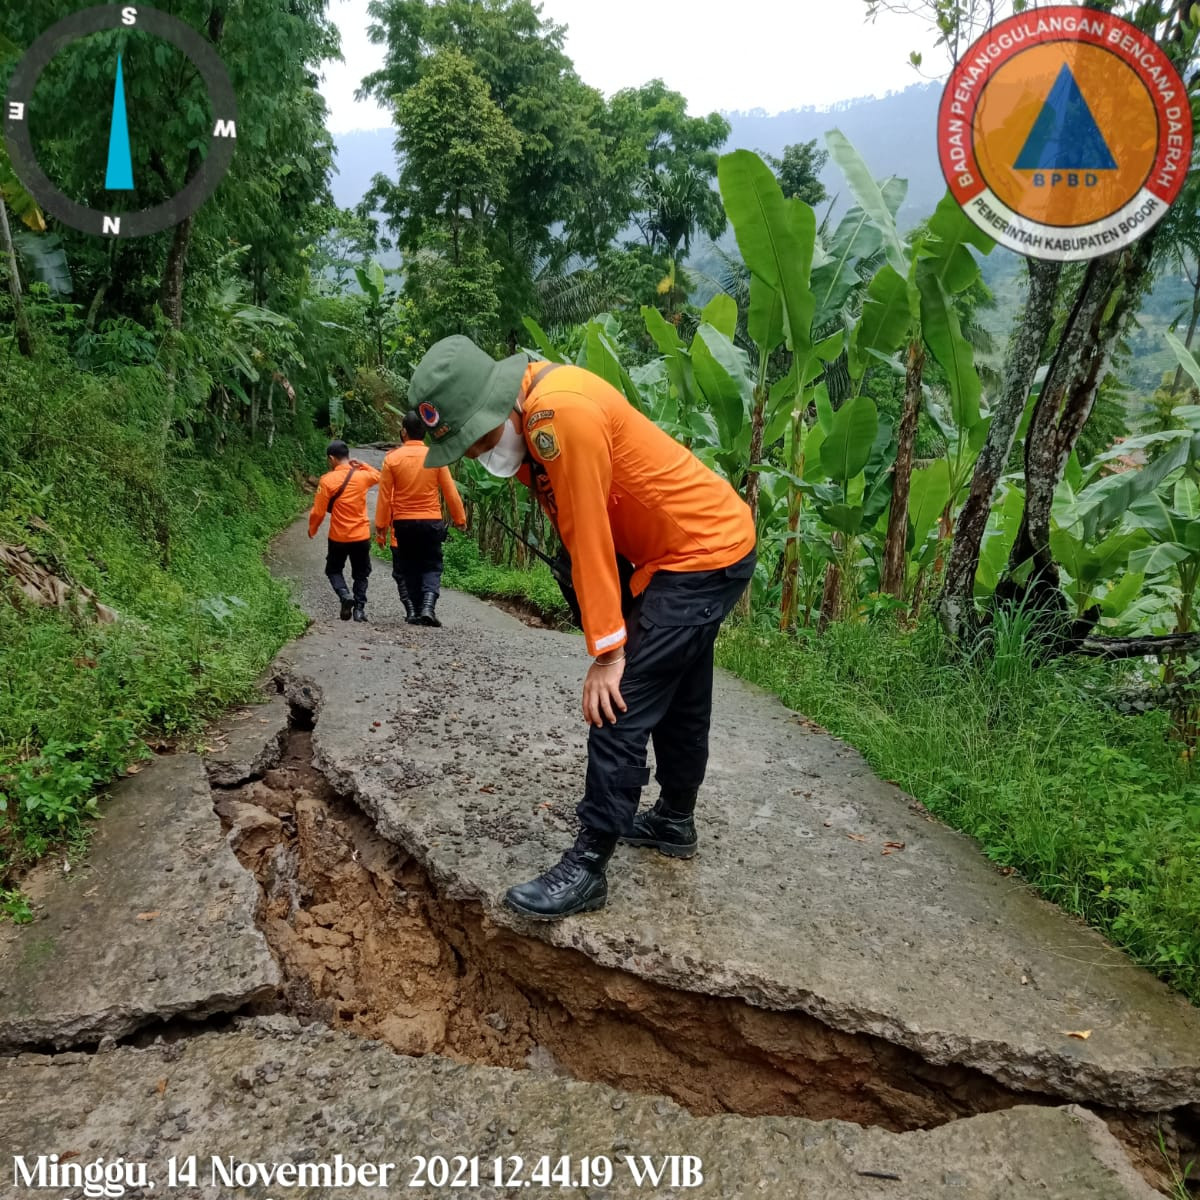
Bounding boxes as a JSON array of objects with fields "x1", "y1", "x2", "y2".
[{"x1": 320, "y1": 0, "x2": 948, "y2": 135}]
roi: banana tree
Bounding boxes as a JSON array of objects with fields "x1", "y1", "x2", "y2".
[
  {"x1": 717, "y1": 149, "x2": 819, "y2": 627},
  {"x1": 833, "y1": 124, "x2": 994, "y2": 603}
]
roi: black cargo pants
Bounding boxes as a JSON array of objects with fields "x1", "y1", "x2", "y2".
[
  {"x1": 578, "y1": 549, "x2": 756, "y2": 836},
  {"x1": 390, "y1": 519, "x2": 447, "y2": 601},
  {"x1": 325, "y1": 538, "x2": 371, "y2": 602}
]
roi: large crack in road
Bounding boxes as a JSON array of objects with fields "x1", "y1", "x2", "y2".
[{"x1": 209, "y1": 688, "x2": 1198, "y2": 1192}]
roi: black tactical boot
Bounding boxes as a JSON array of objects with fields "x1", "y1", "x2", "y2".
[
  {"x1": 352, "y1": 601, "x2": 367, "y2": 623},
  {"x1": 622, "y1": 790, "x2": 698, "y2": 858},
  {"x1": 338, "y1": 595, "x2": 353, "y2": 621},
  {"x1": 395, "y1": 579, "x2": 417, "y2": 623},
  {"x1": 504, "y1": 827, "x2": 616, "y2": 919},
  {"x1": 417, "y1": 591, "x2": 441, "y2": 628}
]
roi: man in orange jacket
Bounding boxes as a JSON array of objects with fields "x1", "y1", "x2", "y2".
[
  {"x1": 308, "y1": 440, "x2": 381, "y2": 623},
  {"x1": 410, "y1": 336, "x2": 756, "y2": 919},
  {"x1": 375, "y1": 410, "x2": 468, "y2": 627}
]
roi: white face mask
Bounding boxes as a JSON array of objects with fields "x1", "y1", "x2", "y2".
[{"x1": 477, "y1": 417, "x2": 526, "y2": 477}]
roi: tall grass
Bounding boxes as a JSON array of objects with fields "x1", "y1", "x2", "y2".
[{"x1": 0, "y1": 342, "x2": 315, "y2": 885}]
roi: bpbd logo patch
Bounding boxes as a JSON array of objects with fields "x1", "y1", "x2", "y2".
[{"x1": 937, "y1": 5, "x2": 1191, "y2": 260}]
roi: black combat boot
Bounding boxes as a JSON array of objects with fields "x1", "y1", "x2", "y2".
[
  {"x1": 622, "y1": 789, "x2": 698, "y2": 858},
  {"x1": 395, "y1": 578, "x2": 416, "y2": 623},
  {"x1": 417, "y1": 591, "x2": 441, "y2": 628},
  {"x1": 352, "y1": 601, "x2": 367, "y2": 622},
  {"x1": 504, "y1": 827, "x2": 616, "y2": 919},
  {"x1": 338, "y1": 594, "x2": 353, "y2": 621}
]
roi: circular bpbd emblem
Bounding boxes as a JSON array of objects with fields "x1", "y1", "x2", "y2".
[
  {"x1": 938, "y1": 6, "x2": 1191, "y2": 260},
  {"x1": 4, "y1": 5, "x2": 237, "y2": 239}
]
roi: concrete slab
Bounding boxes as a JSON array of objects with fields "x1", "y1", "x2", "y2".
[
  {"x1": 0, "y1": 753, "x2": 279, "y2": 1051},
  {"x1": 0, "y1": 1020, "x2": 1159, "y2": 1200},
  {"x1": 267, "y1": 499, "x2": 1200, "y2": 1113},
  {"x1": 203, "y1": 690, "x2": 292, "y2": 787}
]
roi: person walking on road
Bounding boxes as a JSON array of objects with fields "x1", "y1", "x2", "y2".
[
  {"x1": 375, "y1": 410, "x2": 468, "y2": 628},
  {"x1": 308, "y1": 440, "x2": 380, "y2": 623},
  {"x1": 409, "y1": 336, "x2": 756, "y2": 920}
]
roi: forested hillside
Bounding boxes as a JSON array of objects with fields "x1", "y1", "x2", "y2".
[{"x1": 1, "y1": 0, "x2": 1199, "y2": 1008}]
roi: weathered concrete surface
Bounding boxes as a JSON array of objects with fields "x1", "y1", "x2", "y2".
[
  {"x1": 268, "y1": 492, "x2": 1200, "y2": 1113},
  {"x1": 203, "y1": 690, "x2": 292, "y2": 787},
  {"x1": 0, "y1": 754, "x2": 278, "y2": 1050},
  {"x1": 0, "y1": 1020, "x2": 1161, "y2": 1200}
]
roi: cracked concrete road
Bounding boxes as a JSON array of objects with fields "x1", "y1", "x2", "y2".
[
  {"x1": 0, "y1": 753, "x2": 277, "y2": 1051},
  {"x1": 0, "y1": 1019, "x2": 1163, "y2": 1200},
  {"x1": 267, "y1": 451, "x2": 1200, "y2": 1112}
]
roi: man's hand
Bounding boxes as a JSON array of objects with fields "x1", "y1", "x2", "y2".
[
  {"x1": 375, "y1": 527, "x2": 388, "y2": 548},
  {"x1": 348, "y1": 457, "x2": 368, "y2": 469},
  {"x1": 583, "y1": 652, "x2": 626, "y2": 727},
  {"x1": 454, "y1": 520, "x2": 467, "y2": 533}
]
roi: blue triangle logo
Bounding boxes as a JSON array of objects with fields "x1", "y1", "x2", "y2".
[{"x1": 1014, "y1": 63, "x2": 1117, "y2": 171}]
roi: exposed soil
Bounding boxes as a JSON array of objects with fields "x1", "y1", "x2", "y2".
[{"x1": 482, "y1": 594, "x2": 573, "y2": 631}]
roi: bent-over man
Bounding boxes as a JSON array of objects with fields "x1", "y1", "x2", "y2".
[{"x1": 409, "y1": 336, "x2": 756, "y2": 919}]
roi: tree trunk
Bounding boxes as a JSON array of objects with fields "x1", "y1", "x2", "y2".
[
  {"x1": 1007, "y1": 242, "x2": 1152, "y2": 583},
  {"x1": 0, "y1": 198, "x2": 33, "y2": 357},
  {"x1": 881, "y1": 339, "x2": 924, "y2": 600},
  {"x1": 779, "y1": 408, "x2": 805, "y2": 630},
  {"x1": 938, "y1": 258, "x2": 1062, "y2": 638},
  {"x1": 817, "y1": 555, "x2": 841, "y2": 633},
  {"x1": 159, "y1": 213, "x2": 194, "y2": 329},
  {"x1": 743, "y1": 377, "x2": 769, "y2": 529}
]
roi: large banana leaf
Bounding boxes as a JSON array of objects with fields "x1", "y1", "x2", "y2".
[
  {"x1": 852, "y1": 264, "x2": 909, "y2": 374},
  {"x1": 521, "y1": 316, "x2": 566, "y2": 363},
  {"x1": 916, "y1": 260, "x2": 980, "y2": 432},
  {"x1": 692, "y1": 323, "x2": 751, "y2": 448},
  {"x1": 919, "y1": 191, "x2": 994, "y2": 295},
  {"x1": 825, "y1": 129, "x2": 907, "y2": 278},
  {"x1": 819, "y1": 394, "x2": 878, "y2": 483},
  {"x1": 1072, "y1": 432, "x2": 1200, "y2": 541},
  {"x1": 747, "y1": 273, "x2": 783, "y2": 356},
  {"x1": 909, "y1": 458, "x2": 951, "y2": 549},
  {"x1": 701, "y1": 293, "x2": 737, "y2": 340},
  {"x1": 717, "y1": 150, "x2": 815, "y2": 360},
  {"x1": 1166, "y1": 330, "x2": 1200, "y2": 392}
]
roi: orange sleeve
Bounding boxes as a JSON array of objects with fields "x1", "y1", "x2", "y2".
[
  {"x1": 375, "y1": 461, "x2": 393, "y2": 532},
  {"x1": 361, "y1": 465, "x2": 381, "y2": 487},
  {"x1": 308, "y1": 479, "x2": 331, "y2": 538},
  {"x1": 438, "y1": 467, "x2": 467, "y2": 527},
  {"x1": 531, "y1": 403, "x2": 625, "y2": 656}
]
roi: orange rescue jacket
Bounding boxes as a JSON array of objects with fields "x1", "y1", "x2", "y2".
[
  {"x1": 308, "y1": 462, "x2": 381, "y2": 543},
  {"x1": 375, "y1": 441, "x2": 467, "y2": 530},
  {"x1": 516, "y1": 363, "x2": 756, "y2": 656}
]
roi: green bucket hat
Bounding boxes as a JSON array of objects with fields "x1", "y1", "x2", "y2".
[{"x1": 410, "y1": 336, "x2": 530, "y2": 468}]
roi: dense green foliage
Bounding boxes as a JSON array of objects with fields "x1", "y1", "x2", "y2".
[{"x1": 0, "y1": 336, "x2": 313, "y2": 882}]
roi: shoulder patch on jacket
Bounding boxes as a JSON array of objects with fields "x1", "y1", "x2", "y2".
[
  {"x1": 531, "y1": 424, "x2": 561, "y2": 462},
  {"x1": 525, "y1": 408, "x2": 555, "y2": 431}
]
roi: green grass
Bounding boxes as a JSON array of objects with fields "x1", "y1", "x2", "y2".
[
  {"x1": 442, "y1": 545, "x2": 1200, "y2": 1006},
  {"x1": 0, "y1": 343, "x2": 314, "y2": 886},
  {"x1": 440, "y1": 531, "x2": 572, "y2": 620}
]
